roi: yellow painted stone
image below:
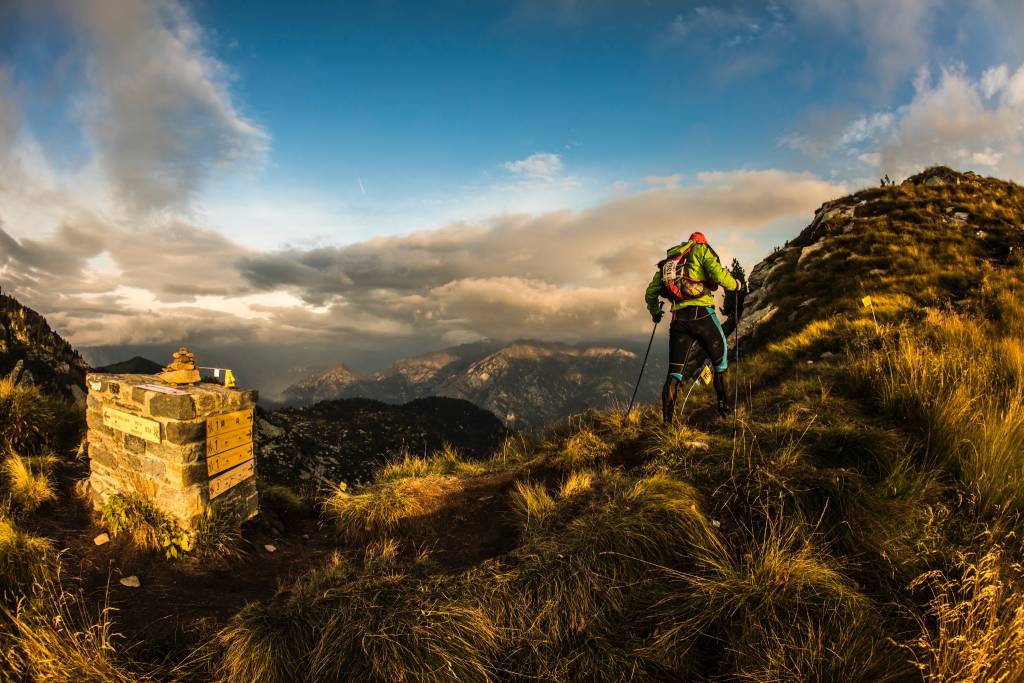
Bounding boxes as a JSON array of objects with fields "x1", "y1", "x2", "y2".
[
  {"x1": 206, "y1": 408, "x2": 254, "y2": 437},
  {"x1": 209, "y1": 459, "x2": 255, "y2": 499},
  {"x1": 207, "y1": 442, "x2": 254, "y2": 477},
  {"x1": 102, "y1": 407, "x2": 161, "y2": 444}
]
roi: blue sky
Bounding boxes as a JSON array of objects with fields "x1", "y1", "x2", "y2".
[{"x1": 2, "y1": 0, "x2": 1023, "y2": 394}]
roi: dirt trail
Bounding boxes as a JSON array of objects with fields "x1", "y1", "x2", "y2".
[{"x1": 24, "y1": 460, "x2": 524, "y2": 665}]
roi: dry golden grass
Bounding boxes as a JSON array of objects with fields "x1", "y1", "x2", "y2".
[
  {"x1": 0, "y1": 379, "x2": 56, "y2": 455},
  {"x1": 1, "y1": 579, "x2": 155, "y2": 682},
  {"x1": 377, "y1": 444, "x2": 487, "y2": 483},
  {"x1": 558, "y1": 469, "x2": 594, "y2": 498},
  {"x1": 909, "y1": 548, "x2": 1024, "y2": 682},
  {"x1": 3, "y1": 453, "x2": 57, "y2": 513},
  {"x1": 550, "y1": 427, "x2": 613, "y2": 469},
  {"x1": 0, "y1": 514, "x2": 53, "y2": 607},
  {"x1": 324, "y1": 475, "x2": 462, "y2": 542},
  {"x1": 509, "y1": 480, "x2": 556, "y2": 537}
]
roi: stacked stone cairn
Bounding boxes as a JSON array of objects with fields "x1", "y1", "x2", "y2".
[{"x1": 86, "y1": 351, "x2": 259, "y2": 530}]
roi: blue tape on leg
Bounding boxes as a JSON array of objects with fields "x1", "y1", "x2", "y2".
[
  {"x1": 669, "y1": 373, "x2": 684, "y2": 381},
  {"x1": 707, "y1": 306, "x2": 729, "y2": 371}
]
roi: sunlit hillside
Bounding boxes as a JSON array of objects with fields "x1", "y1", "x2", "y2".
[{"x1": 2, "y1": 168, "x2": 1024, "y2": 681}]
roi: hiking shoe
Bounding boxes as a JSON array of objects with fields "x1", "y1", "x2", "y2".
[{"x1": 717, "y1": 399, "x2": 732, "y2": 419}]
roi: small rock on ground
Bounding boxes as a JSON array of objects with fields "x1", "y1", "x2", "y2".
[
  {"x1": 264, "y1": 544, "x2": 277, "y2": 553},
  {"x1": 119, "y1": 575, "x2": 141, "y2": 588},
  {"x1": 93, "y1": 533, "x2": 110, "y2": 546}
]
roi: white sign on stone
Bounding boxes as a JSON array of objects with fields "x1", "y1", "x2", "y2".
[
  {"x1": 102, "y1": 407, "x2": 162, "y2": 444},
  {"x1": 136, "y1": 383, "x2": 189, "y2": 395}
]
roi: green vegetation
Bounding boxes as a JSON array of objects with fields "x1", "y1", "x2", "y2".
[
  {"x1": 5, "y1": 168, "x2": 1024, "y2": 680},
  {"x1": 193, "y1": 509, "x2": 247, "y2": 561},
  {"x1": 100, "y1": 493, "x2": 247, "y2": 561},
  {"x1": 100, "y1": 493, "x2": 192, "y2": 559}
]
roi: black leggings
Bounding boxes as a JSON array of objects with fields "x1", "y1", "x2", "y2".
[{"x1": 662, "y1": 306, "x2": 729, "y2": 421}]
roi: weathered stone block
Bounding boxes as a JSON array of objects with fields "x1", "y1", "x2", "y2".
[
  {"x1": 150, "y1": 393, "x2": 196, "y2": 420},
  {"x1": 165, "y1": 460, "x2": 209, "y2": 487},
  {"x1": 140, "y1": 456, "x2": 167, "y2": 480},
  {"x1": 147, "y1": 439, "x2": 204, "y2": 464},
  {"x1": 87, "y1": 372, "x2": 259, "y2": 531},
  {"x1": 124, "y1": 434, "x2": 147, "y2": 454},
  {"x1": 165, "y1": 420, "x2": 205, "y2": 445}
]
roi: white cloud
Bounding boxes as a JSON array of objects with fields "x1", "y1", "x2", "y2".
[
  {"x1": 502, "y1": 152, "x2": 564, "y2": 178},
  {"x1": 783, "y1": 62, "x2": 1024, "y2": 181},
  {"x1": 67, "y1": 0, "x2": 269, "y2": 213},
  {"x1": 981, "y1": 64, "x2": 1009, "y2": 98},
  {"x1": 233, "y1": 169, "x2": 843, "y2": 344},
  {"x1": 2, "y1": 167, "x2": 842, "y2": 370}
]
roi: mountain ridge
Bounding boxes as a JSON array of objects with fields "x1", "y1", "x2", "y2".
[
  {"x1": 0, "y1": 289, "x2": 89, "y2": 400},
  {"x1": 282, "y1": 338, "x2": 647, "y2": 428}
]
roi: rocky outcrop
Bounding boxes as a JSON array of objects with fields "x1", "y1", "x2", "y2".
[
  {"x1": 256, "y1": 397, "x2": 507, "y2": 486},
  {"x1": 734, "y1": 166, "x2": 1024, "y2": 350},
  {"x1": 0, "y1": 289, "x2": 89, "y2": 401}
]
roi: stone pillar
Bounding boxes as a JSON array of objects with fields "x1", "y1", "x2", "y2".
[{"x1": 86, "y1": 373, "x2": 259, "y2": 529}]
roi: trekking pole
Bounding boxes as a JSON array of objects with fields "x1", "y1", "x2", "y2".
[
  {"x1": 627, "y1": 303, "x2": 663, "y2": 416},
  {"x1": 732, "y1": 291, "x2": 742, "y2": 426}
]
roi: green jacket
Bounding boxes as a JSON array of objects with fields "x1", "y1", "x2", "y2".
[{"x1": 645, "y1": 241, "x2": 738, "y2": 314}]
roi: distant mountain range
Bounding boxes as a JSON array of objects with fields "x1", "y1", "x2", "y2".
[{"x1": 282, "y1": 339, "x2": 664, "y2": 429}]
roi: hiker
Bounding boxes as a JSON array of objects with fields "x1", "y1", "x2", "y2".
[{"x1": 645, "y1": 232, "x2": 743, "y2": 424}]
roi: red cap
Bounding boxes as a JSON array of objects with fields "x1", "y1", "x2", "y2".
[{"x1": 689, "y1": 231, "x2": 708, "y2": 245}]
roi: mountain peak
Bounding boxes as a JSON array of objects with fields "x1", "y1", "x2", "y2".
[{"x1": 737, "y1": 167, "x2": 1024, "y2": 351}]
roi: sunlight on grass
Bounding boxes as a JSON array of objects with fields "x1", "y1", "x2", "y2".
[{"x1": 3, "y1": 453, "x2": 57, "y2": 513}]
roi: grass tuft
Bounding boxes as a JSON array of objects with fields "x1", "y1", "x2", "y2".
[
  {"x1": 0, "y1": 379, "x2": 56, "y2": 455},
  {"x1": 3, "y1": 453, "x2": 58, "y2": 513},
  {"x1": 324, "y1": 482, "x2": 419, "y2": 542},
  {"x1": 193, "y1": 509, "x2": 247, "y2": 562},
  {"x1": 0, "y1": 515, "x2": 53, "y2": 607},
  {"x1": 509, "y1": 480, "x2": 556, "y2": 538},
  {"x1": 559, "y1": 470, "x2": 594, "y2": 498},
  {"x1": 551, "y1": 427, "x2": 613, "y2": 469},
  {"x1": 377, "y1": 444, "x2": 487, "y2": 484},
  {"x1": 908, "y1": 547, "x2": 1024, "y2": 682}
]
